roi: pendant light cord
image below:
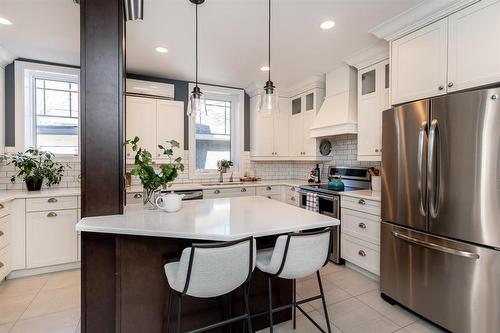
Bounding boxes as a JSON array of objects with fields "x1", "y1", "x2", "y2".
[
  {"x1": 195, "y1": 3, "x2": 199, "y2": 88},
  {"x1": 268, "y1": 0, "x2": 271, "y2": 82}
]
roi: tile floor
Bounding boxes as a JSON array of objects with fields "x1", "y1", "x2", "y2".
[{"x1": 0, "y1": 264, "x2": 446, "y2": 333}]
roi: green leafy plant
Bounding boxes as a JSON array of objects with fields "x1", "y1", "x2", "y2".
[
  {"x1": 125, "y1": 136, "x2": 184, "y2": 205},
  {"x1": 6, "y1": 148, "x2": 67, "y2": 190},
  {"x1": 217, "y1": 159, "x2": 233, "y2": 171}
]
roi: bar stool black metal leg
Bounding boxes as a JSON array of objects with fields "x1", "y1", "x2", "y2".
[
  {"x1": 166, "y1": 288, "x2": 173, "y2": 333},
  {"x1": 316, "y1": 271, "x2": 332, "y2": 333},
  {"x1": 176, "y1": 294, "x2": 182, "y2": 333},
  {"x1": 268, "y1": 277, "x2": 274, "y2": 333},
  {"x1": 244, "y1": 283, "x2": 253, "y2": 333},
  {"x1": 293, "y1": 278, "x2": 297, "y2": 330}
]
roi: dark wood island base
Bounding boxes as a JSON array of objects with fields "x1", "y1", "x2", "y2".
[{"x1": 81, "y1": 232, "x2": 292, "y2": 333}]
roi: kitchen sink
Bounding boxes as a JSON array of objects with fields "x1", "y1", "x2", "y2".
[{"x1": 201, "y1": 182, "x2": 244, "y2": 186}]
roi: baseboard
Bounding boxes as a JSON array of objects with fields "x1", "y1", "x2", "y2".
[
  {"x1": 7, "y1": 262, "x2": 81, "y2": 279},
  {"x1": 345, "y1": 261, "x2": 380, "y2": 282}
]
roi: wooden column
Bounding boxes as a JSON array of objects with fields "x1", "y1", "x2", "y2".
[{"x1": 80, "y1": 0, "x2": 125, "y2": 218}]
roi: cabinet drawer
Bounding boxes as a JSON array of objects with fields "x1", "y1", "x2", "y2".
[
  {"x1": 0, "y1": 215, "x2": 10, "y2": 250},
  {"x1": 286, "y1": 192, "x2": 299, "y2": 206},
  {"x1": 256, "y1": 185, "x2": 281, "y2": 196},
  {"x1": 261, "y1": 194, "x2": 282, "y2": 201},
  {"x1": 341, "y1": 233, "x2": 380, "y2": 275},
  {"x1": 26, "y1": 209, "x2": 78, "y2": 268},
  {"x1": 203, "y1": 187, "x2": 256, "y2": 199},
  {"x1": 341, "y1": 208, "x2": 380, "y2": 245},
  {"x1": 26, "y1": 196, "x2": 78, "y2": 212},
  {"x1": 341, "y1": 196, "x2": 381, "y2": 216},
  {"x1": 126, "y1": 192, "x2": 144, "y2": 205},
  {"x1": 0, "y1": 201, "x2": 11, "y2": 218},
  {"x1": 0, "y1": 246, "x2": 10, "y2": 281}
]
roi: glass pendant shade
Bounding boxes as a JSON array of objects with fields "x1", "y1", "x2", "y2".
[
  {"x1": 259, "y1": 80, "x2": 279, "y2": 113},
  {"x1": 188, "y1": 86, "x2": 206, "y2": 117}
]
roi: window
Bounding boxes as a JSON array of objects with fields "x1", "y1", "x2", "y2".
[
  {"x1": 189, "y1": 83, "x2": 244, "y2": 176},
  {"x1": 33, "y1": 78, "x2": 79, "y2": 155},
  {"x1": 195, "y1": 99, "x2": 232, "y2": 170}
]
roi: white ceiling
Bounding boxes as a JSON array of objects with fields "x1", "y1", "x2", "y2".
[{"x1": 0, "y1": 0, "x2": 423, "y2": 89}]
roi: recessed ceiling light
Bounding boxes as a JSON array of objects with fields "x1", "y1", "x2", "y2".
[
  {"x1": 260, "y1": 66, "x2": 270, "y2": 71},
  {"x1": 320, "y1": 20, "x2": 335, "y2": 30},
  {"x1": 155, "y1": 46, "x2": 168, "y2": 53},
  {"x1": 0, "y1": 17, "x2": 13, "y2": 25}
]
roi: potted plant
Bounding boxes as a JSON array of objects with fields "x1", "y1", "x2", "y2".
[
  {"x1": 6, "y1": 148, "x2": 66, "y2": 191},
  {"x1": 125, "y1": 136, "x2": 184, "y2": 208},
  {"x1": 217, "y1": 159, "x2": 233, "y2": 173}
]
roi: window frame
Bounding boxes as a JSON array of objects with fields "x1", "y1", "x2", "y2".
[{"x1": 188, "y1": 83, "x2": 245, "y2": 179}]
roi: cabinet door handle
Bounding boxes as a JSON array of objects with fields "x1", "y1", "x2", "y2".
[
  {"x1": 0, "y1": 231, "x2": 3, "y2": 237},
  {"x1": 375, "y1": 149, "x2": 379, "y2": 152},
  {"x1": 133, "y1": 193, "x2": 143, "y2": 199},
  {"x1": 448, "y1": 82, "x2": 454, "y2": 88},
  {"x1": 358, "y1": 199, "x2": 366, "y2": 205},
  {"x1": 214, "y1": 189, "x2": 220, "y2": 194},
  {"x1": 358, "y1": 222, "x2": 367, "y2": 229},
  {"x1": 358, "y1": 250, "x2": 366, "y2": 257},
  {"x1": 0, "y1": 261, "x2": 3, "y2": 268},
  {"x1": 47, "y1": 212, "x2": 58, "y2": 218},
  {"x1": 290, "y1": 187, "x2": 295, "y2": 191},
  {"x1": 48, "y1": 198, "x2": 58, "y2": 203},
  {"x1": 0, "y1": 204, "x2": 3, "y2": 209},
  {"x1": 438, "y1": 85, "x2": 444, "y2": 91},
  {"x1": 266, "y1": 186, "x2": 272, "y2": 191},
  {"x1": 241, "y1": 188, "x2": 247, "y2": 192},
  {"x1": 267, "y1": 196, "x2": 272, "y2": 199},
  {"x1": 290, "y1": 196, "x2": 295, "y2": 201}
]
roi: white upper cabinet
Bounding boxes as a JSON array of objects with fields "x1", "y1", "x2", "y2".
[
  {"x1": 357, "y1": 60, "x2": 389, "y2": 161},
  {"x1": 447, "y1": 0, "x2": 500, "y2": 92},
  {"x1": 126, "y1": 96, "x2": 157, "y2": 159},
  {"x1": 126, "y1": 95, "x2": 184, "y2": 162},
  {"x1": 391, "y1": 0, "x2": 500, "y2": 105},
  {"x1": 391, "y1": 18, "x2": 448, "y2": 105},
  {"x1": 156, "y1": 100, "x2": 185, "y2": 161},
  {"x1": 274, "y1": 98, "x2": 290, "y2": 157}
]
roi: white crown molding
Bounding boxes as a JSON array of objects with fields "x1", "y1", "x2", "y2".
[
  {"x1": 369, "y1": 0, "x2": 479, "y2": 41},
  {"x1": 286, "y1": 74, "x2": 325, "y2": 97},
  {"x1": 0, "y1": 44, "x2": 15, "y2": 68},
  {"x1": 343, "y1": 40, "x2": 389, "y2": 70}
]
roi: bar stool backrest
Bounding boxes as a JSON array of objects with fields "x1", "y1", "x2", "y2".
[
  {"x1": 174, "y1": 237, "x2": 256, "y2": 298},
  {"x1": 269, "y1": 228, "x2": 332, "y2": 279}
]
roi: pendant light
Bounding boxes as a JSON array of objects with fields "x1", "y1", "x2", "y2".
[
  {"x1": 187, "y1": 0, "x2": 207, "y2": 117},
  {"x1": 259, "y1": 0, "x2": 279, "y2": 113}
]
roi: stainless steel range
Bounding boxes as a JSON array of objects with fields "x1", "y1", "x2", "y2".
[{"x1": 299, "y1": 166, "x2": 371, "y2": 264}]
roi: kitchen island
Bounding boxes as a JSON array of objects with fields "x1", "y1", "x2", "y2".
[{"x1": 76, "y1": 196, "x2": 339, "y2": 333}]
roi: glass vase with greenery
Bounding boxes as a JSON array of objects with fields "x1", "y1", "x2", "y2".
[
  {"x1": 6, "y1": 148, "x2": 66, "y2": 191},
  {"x1": 125, "y1": 136, "x2": 185, "y2": 208}
]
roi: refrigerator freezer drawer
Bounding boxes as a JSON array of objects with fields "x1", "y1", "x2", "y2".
[{"x1": 380, "y1": 222, "x2": 500, "y2": 333}]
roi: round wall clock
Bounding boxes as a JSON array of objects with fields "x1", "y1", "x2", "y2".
[{"x1": 319, "y1": 139, "x2": 332, "y2": 156}]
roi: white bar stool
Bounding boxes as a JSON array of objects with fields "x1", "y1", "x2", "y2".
[
  {"x1": 256, "y1": 228, "x2": 333, "y2": 333},
  {"x1": 164, "y1": 236, "x2": 256, "y2": 333}
]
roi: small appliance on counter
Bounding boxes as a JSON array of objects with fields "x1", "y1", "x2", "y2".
[{"x1": 299, "y1": 166, "x2": 371, "y2": 264}]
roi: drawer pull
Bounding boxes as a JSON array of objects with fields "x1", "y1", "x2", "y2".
[
  {"x1": 266, "y1": 186, "x2": 272, "y2": 191},
  {"x1": 47, "y1": 212, "x2": 58, "y2": 218},
  {"x1": 214, "y1": 189, "x2": 220, "y2": 194},
  {"x1": 0, "y1": 231, "x2": 3, "y2": 237},
  {"x1": 290, "y1": 187, "x2": 295, "y2": 191},
  {"x1": 358, "y1": 199, "x2": 366, "y2": 205},
  {"x1": 133, "y1": 193, "x2": 143, "y2": 199},
  {"x1": 358, "y1": 222, "x2": 367, "y2": 229},
  {"x1": 358, "y1": 250, "x2": 366, "y2": 257},
  {"x1": 48, "y1": 198, "x2": 58, "y2": 203},
  {"x1": 267, "y1": 196, "x2": 272, "y2": 199},
  {"x1": 241, "y1": 188, "x2": 247, "y2": 192},
  {"x1": 0, "y1": 204, "x2": 3, "y2": 209},
  {"x1": 0, "y1": 261, "x2": 3, "y2": 269},
  {"x1": 290, "y1": 197, "x2": 296, "y2": 201}
]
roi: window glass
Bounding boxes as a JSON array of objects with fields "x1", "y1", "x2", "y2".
[
  {"x1": 34, "y1": 78, "x2": 79, "y2": 155},
  {"x1": 195, "y1": 99, "x2": 231, "y2": 170}
]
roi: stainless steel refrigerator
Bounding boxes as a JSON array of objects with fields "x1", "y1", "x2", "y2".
[{"x1": 380, "y1": 87, "x2": 500, "y2": 333}]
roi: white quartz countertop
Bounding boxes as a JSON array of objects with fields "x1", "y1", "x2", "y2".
[
  {"x1": 340, "y1": 190, "x2": 381, "y2": 202},
  {"x1": 76, "y1": 196, "x2": 339, "y2": 241},
  {"x1": 0, "y1": 188, "x2": 81, "y2": 204},
  {"x1": 126, "y1": 179, "x2": 314, "y2": 193}
]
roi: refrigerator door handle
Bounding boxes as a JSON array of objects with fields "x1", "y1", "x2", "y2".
[
  {"x1": 392, "y1": 231, "x2": 480, "y2": 259},
  {"x1": 417, "y1": 121, "x2": 428, "y2": 217},
  {"x1": 428, "y1": 119, "x2": 440, "y2": 219}
]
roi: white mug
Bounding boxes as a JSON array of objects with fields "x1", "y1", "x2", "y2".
[{"x1": 155, "y1": 192, "x2": 185, "y2": 212}]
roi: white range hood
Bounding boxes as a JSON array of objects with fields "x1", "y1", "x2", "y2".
[{"x1": 310, "y1": 65, "x2": 358, "y2": 138}]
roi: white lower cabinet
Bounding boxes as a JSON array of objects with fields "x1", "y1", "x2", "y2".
[
  {"x1": 0, "y1": 203, "x2": 11, "y2": 281},
  {"x1": 341, "y1": 195, "x2": 381, "y2": 276},
  {"x1": 26, "y1": 209, "x2": 78, "y2": 268},
  {"x1": 285, "y1": 186, "x2": 299, "y2": 206},
  {"x1": 0, "y1": 247, "x2": 10, "y2": 281}
]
